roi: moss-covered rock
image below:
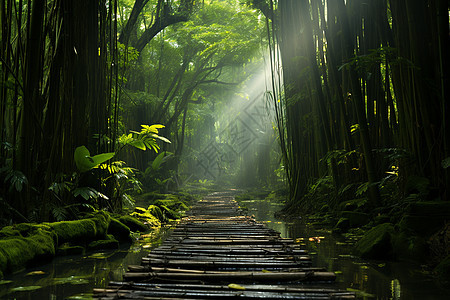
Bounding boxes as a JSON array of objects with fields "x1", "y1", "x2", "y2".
[
  {"x1": 354, "y1": 223, "x2": 395, "y2": 259},
  {"x1": 119, "y1": 215, "x2": 149, "y2": 232},
  {"x1": 434, "y1": 255, "x2": 450, "y2": 280},
  {"x1": 0, "y1": 229, "x2": 55, "y2": 274},
  {"x1": 46, "y1": 219, "x2": 97, "y2": 245},
  {"x1": 154, "y1": 195, "x2": 189, "y2": 212},
  {"x1": 0, "y1": 248, "x2": 7, "y2": 273},
  {"x1": 0, "y1": 238, "x2": 32, "y2": 273},
  {"x1": 148, "y1": 205, "x2": 167, "y2": 223},
  {"x1": 341, "y1": 211, "x2": 370, "y2": 227},
  {"x1": 157, "y1": 204, "x2": 179, "y2": 220},
  {"x1": 0, "y1": 226, "x2": 20, "y2": 238},
  {"x1": 57, "y1": 245, "x2": 85, "y2": 256},
  {"x1": 108, "y1": 218, "x2": 131, "y2": 242},
  {"x1": 89, "y1": 211, "x2": 110, "y2": 239}
]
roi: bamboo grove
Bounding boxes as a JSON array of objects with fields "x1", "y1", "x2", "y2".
[
  {"x1": 0, "y1": 0, "x2": 198, "y2": 221},
  {"x1": 258, "y1": 0, "x2": 450, "y2": 212},
  {"x1": 0, "y1": 0, "x2": 448, "y2": 223},
  {"x1": 0, "y1": 0, "x2": 268, "y2": 222}
]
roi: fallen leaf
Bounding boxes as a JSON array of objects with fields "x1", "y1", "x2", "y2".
[
  {"x1": 26, "y1": 271, "x2": 46, "y2": 276},
  {"x1": 228, "y1": 283, "x2": 246, "y2": 290}
]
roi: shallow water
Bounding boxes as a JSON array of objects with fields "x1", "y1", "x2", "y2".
[
  {"x1": 241, "y1": 198, "x2": 450, "y2": 300},
  {"x1": 0, "y1": 227, "x2": 168, "y2": 299},
  {"x1": 1, "y1": 199, "x2": 448, "y2": 299}
]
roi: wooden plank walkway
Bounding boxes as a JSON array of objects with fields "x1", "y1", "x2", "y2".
[{"x1": 93, "y1": 191, "x2": 355, "y2": 299}]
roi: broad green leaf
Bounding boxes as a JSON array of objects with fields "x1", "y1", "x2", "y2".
[
  {"x1": 10, "y1": 286, "x2": 42, "y2": 292},
  {"x1": 74, "y1": 146, "x2": 114, "y2": 172},
  {"x1": 73, "y1": 187, "x2": 98, "y2": 200},
  {"x1": 53, "y1": 276, "x2": 89, "y2": 285},
  {"x1": 129, "y1": 139, "x2": 146, "y2": 150},
  {"x1": 152, "y1": 151, "x2": 167, "y2": 170},
  {"x1": 91, "y1": 152, "x2": 115, "y2": 166}
]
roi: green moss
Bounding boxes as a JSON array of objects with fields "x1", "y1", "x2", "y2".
[
  {"x1": 119, "y1": 215, "x2": 149, "y2": 232},
  {"x1": 148, "y1": 205, "x2": 167, "y2": 222},
  {"x1": 157, "y1": 204, "x2": 179, "y2": 220},
  {"x1": 0, "y1": 226, "x2": 20, "y2": 238},
  {"x1": 130, "y1": 211, "x2": 161, "y2": 228},
  {"x1": 0, "y1": 250, "x2": 7, "y2": 273},
  {"x1": 0, "y1": 238, "x2": 29, "y2": 274},
  {"x1": 154, "y1": 195, "x2": 189, "y2": 212},
  {"x1": 108, "y1": 218, "x2": 131, "y2": 242},
  {"x1": 0, "y1": 229, "x2": 55, "y2": 273},
  {"x1": 90, "y1": 211, "x2": 110, "y2": 239},
  {"x1": 27, "y1": 229, "x2": 56, "y2": 259},
  {"x1": 354, "y1": 223, "x2": 395, "y2": 259},
  {"x1": 47, "y1": 219, "x2": 97, "y2": 245}
]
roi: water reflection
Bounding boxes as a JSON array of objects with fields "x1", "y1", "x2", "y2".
[
  {"x1": 0, "y1": 227, "x2": 169, "y2": 299},
  {"x1": 241, "y1": 198, "x2": 450, "y2": 300}
]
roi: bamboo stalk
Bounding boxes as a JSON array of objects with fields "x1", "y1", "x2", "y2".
[
  {"x1": 107, "y1": 281, "x2": 352, "y2": 294},
  {"x1": 123, "y1": 271, "x2": 336, "y2": 282},
  {"x1": 146, "y1": 253, "x2": 310, "y2": 262},
  {"x1": 170, "y1": 233, "x2": 280, "y2": 238},
  {"x1": 153, "y1": 245, "x2": 305, "y2": 251},
  {"x1": 128, "y1": 265, "x2": 326, "y2": 273},
  {"x1": 142, "y1": 258, "x2": 310, "y2": 269},
  {"x1": 162, "y1": 238, "x2": 294, "y2": 245},
  {"x1": 93, "y1": 288, "x2": 354, "y2": 299},
  {"x1": 147, "y1": 253, "x2": 310, "y2": 261},
  {"x1": 93, "y1": 288, "x2": 355, "y2": 299},
  {"x1": 149, "y1": 250, "x2": 307, "y2": 257}
]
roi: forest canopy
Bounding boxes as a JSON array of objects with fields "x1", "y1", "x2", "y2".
[{"x1": 0, "y1": 0, "x2": 449, "y2": 224}]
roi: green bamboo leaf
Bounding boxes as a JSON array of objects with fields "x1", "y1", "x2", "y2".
[{"x1": 150, "y1": 133, "x2": 171, "y2": 144}]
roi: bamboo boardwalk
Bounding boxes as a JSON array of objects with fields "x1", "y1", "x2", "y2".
[{"x1": 93, "y1": 191, "x2": 355, "y2": 299}]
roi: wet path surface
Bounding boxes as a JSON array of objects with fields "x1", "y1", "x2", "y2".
[{"x1": 93, "y1": 191, "x2": 355, "y2": 299}]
